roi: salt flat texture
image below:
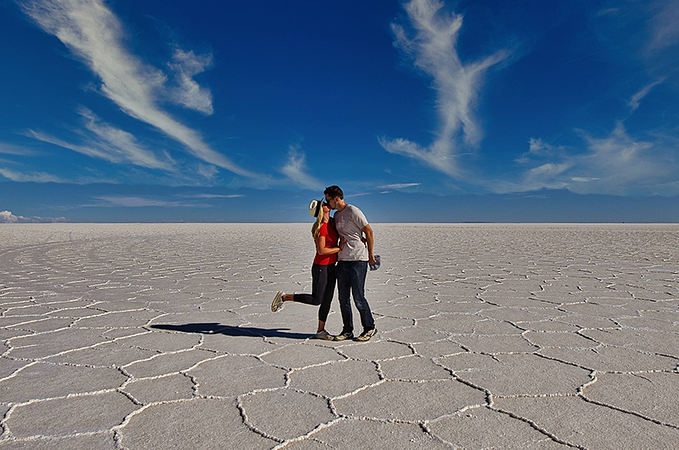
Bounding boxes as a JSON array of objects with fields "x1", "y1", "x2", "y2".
[{"x1": 0, "y1": 223, "x2": 677, "y2": 449}]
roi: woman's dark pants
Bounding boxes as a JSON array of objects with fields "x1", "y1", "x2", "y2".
[{"x1": 292, "y1": 263, "x2": 336, "y2": 322}]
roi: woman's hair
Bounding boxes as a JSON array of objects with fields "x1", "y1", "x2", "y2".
[{"x1": 311, "y1": 202, "x2": 327, "y2": 239}]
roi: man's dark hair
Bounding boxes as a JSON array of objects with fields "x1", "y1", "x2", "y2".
[{"x1": 324, "y1": 185, "x2": 343, "y2": 199}]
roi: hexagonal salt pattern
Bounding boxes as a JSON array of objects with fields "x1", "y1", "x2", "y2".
[{"x1": 1, "y1": 223, "x2": 678, "y2": 448}]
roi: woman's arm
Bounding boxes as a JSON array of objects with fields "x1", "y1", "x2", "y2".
[{"x1": 315, "y1": 235, "x2": 340, "y2": 255}]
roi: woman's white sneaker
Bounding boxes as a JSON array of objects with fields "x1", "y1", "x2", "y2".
[
  {"x1": 271, "y1": 291, "x2": 284, "y2": 312},
  {"x1": 314, "y1": 330, "x2": 335, "y2": 340}
]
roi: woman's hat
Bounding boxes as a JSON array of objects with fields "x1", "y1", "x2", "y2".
[{"x1": 308, "y1": 199, "x2": 322, "y2": 217}]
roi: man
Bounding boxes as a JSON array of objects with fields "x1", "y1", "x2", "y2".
[{"x1": 324, "y1": 185, "x2": 377, "y2": 342}]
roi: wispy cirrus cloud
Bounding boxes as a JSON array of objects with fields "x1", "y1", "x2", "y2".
[
  {"x1": 494, "y1": 72, "x2": 679, "y2": 197},
  {"x1": 79, "y1": 109, "x2": 177, "y2": 171},
  {"x1": 376, "y1": 182, "x2": 421, "y2": 194},
  {"x1": 194, "y1": 163, "x2": 219, "y2": 181},
  {"x1": 591, "y1": 1, "x2": 679, "y2": 75},
  {"x1": 647, "y1": 0, "x2": 679, "y2": 51},
  {"x1": 514, "y1": 138, "x2": 567, "y2": 165},
  {"x1": 628, "y1": 77, "x2": 666, "y2": 111},
  {"x1": 29, "y1": 108, "x2": 176, "y2": 171},
  {"x1": 596, "y1": 8, "x2": 621, "y2": 17},
  {"x1": 0, "y1": 143, "x2": 41, "y2": 156},
  {"x1": 167, "y1": 48, "x2": 214, "y2": 115},
  {"x1": 498, "y1": 121, "x2": 677, "y2": 196},
  {"x1": 179, "y1": 193, "x2": 243, "y2": 199},
  {"x1": 572, "y1": 122, "x2": 674, "y2": 194},
  {"x1": 88, "y1": 196, "x2": 209, "y2": 208},
  {"x1": 379, "y1": 0, "x2": 508, "y2": 177},
  {"x1": 280, "y1": 144, "x2": 323, "y2": 191},
  {"x1": 0, "y1": 167, "x2": 67, "y2": 183},
  {"x1": 377, "y1": 183, "x2": 421, "y2": 190},
  {"x1": 0, "y1": 165, "x2": 121, "y2": 185},
  {"x1": 20, "y1": 0, "x2": 259, "y2": 179}
]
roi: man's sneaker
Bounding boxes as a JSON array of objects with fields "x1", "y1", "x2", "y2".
[
  {"x1": 314, "y1": 329, "x2": 335, "y2": 341},
  {"x1": 334, "y1": 330, "x2": 354, "y2": 341},
  {"x1": 354, "y1": 328, "x2": 377, "y2": 342},
  {"x1": 271, "y1": 291, "x2": 284, "y2": 312}
]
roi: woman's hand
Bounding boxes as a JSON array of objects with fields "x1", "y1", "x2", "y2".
[{"x1": 339, "y1": 236, "x2": 346, "y2": 250}]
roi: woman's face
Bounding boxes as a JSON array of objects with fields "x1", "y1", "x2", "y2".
[
  {"x1": 322, "y1": 204, "x2": 330, "y2": 220},
  {"x1": 325, "y1": 196, "x2": 336, "y2": 210}
]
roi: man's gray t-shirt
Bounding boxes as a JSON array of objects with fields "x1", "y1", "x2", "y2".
[{"x1": 334, "y1": 204, "x2": 369, "y2": 261}]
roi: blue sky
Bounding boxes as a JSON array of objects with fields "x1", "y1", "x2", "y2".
[{"x1": 1, "y1": 0, "x2": 678, "y2": 223}]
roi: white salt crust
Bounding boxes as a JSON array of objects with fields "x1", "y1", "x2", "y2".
[{"x1": 0, "y1": 223, "x2": 677, "y2": 449}]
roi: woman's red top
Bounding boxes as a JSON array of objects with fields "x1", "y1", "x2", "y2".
[{"x1": 313, "y1": 221, "x2": 338, "y2": 265}]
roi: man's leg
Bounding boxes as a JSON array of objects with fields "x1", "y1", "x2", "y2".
[
  {"x1": 349, "y1": 261, "x2": 375, "y2": 331},
  {"x1": 335, "y1": 261, "x2": 354, "y2": 335}
]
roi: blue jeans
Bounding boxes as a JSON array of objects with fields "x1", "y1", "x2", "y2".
[{"x1": 336, "y1": 261, "x2": 375, "y2": 333}]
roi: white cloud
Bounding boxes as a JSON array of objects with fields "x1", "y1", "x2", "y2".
[
  {"x1": 90, "y1": 196, "x2": 209, "y2": 207},
  {"x1": 516, "y1": 138, "x2": 566, "y2": 163},
  {"x1": 0, "y1": 210, "x2": 68, "y2": 223},
  {"x1": 376, "y1": 182, "x2": 421, "y2": 193},
  {"x1": 168, "y1": 49, "x2": 214, "y2": 115},
  {"x1": 0, "y1": 164, "x2": 120, "y2": 185},
  {"x1": 81, "y1": 109, "x2": 177, "y2": 170},
  {"x1": 502, "y1": 72, "x2": 679, "y2": 196},
  {"x1": 380, "y1": 0, "x2": 508, "y2": 176},
  {"x1": 379, "y1": 137, "x2": 458, "y2": 176},
  {"x1": 528, "y1": 138, "x2": 556, "y2": 156},
  {"x1": 0, "y1": 211, "x2": 17, "y2": 223},
  {"x1": 377, "y1": 183, "x2": 421, "y2": 190},
  {"x1": 196, "y1": 163, "x2": 219, "y2": 180},
  {"x1": 280, "y1": 145, "x2": 323, "y2": 190},
  {"x1": 647, "y1": 0, "x2": 679, "y2": 51},
  {"x1": 496, "y1": 122, "x2": 677, "y2": 195},
  {"x1": 596, "y1": 8, "x2": 621, "y2": 16},
  {"x1": 20, "y1": 0, "x2": 260, "y2": 179},
  {"x1": 179, "y1": 193, "x2": 243, "y2": 199},
  {"x1": 0, "y1": 167, "x2": 66, "y2": 183},
  {"x1": 528, "y1": 138, "x2": 547, "y2": 155},
  {"x1": 628, "y1": 77, "x2": 666, "y2": 111},
  {"x1": 527, "y1": 162, "x2": 572, "y2": 178},
  {"x1": 0, "y1": 143, "x2": 41, "y2": 156},
  {"x1": 28, "y1": 108, "x2": 176, "y2": 171},
  {"x1": 572, "y1": 122, "x2": 670, "y2": 194},
  {"x1": 493, "y1": 162, "x2": 572, "y2": 194}
]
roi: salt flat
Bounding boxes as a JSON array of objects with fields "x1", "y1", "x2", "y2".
[{"x1": 0, "y1": 223, "x2": 678, "y2": 449}]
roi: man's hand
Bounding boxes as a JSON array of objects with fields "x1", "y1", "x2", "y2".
[{"x1": 361, "y1": 224, "x2": 375, "y2": 264}]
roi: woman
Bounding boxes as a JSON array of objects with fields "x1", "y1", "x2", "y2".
[{"x1": 271, "y1": 199, "x2": 341, "y2": 340}]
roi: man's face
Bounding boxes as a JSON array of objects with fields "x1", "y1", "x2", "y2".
[{"x1": 324, "y1": 195, "x2": 337, "y2": 210}]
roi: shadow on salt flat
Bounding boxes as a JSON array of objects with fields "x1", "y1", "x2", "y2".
[{"x1": 150, "y1": 323, "x2": 310, "y2": 340}]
